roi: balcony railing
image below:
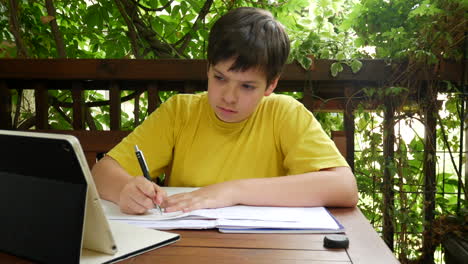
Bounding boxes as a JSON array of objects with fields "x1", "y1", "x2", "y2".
[{"x1": 0, "y1": 58, "x2": 465, "y2": 258}]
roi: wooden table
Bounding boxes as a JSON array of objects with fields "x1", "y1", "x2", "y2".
[{"x1": 0, "y1": 207, "x2": 399, "y2": 264}]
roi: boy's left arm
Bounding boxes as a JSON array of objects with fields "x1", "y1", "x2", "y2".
[
  {"x1": 235, "y1": 166, "x2": 358, "y2": 207},
  {"x1": 163, "y1": 99, "x2": 358, "y2": 212},
  {"x1": 162, "y1": 166, "x2": 358, "y2": 212}
]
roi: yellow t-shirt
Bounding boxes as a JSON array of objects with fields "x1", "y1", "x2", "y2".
[{"x1": 107, "y1": 92, "x2": 348, "y2": 187}]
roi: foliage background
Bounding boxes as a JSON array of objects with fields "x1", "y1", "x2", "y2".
[{"x1": 1, "y1": 0, "x2": 467, "y2": 263}]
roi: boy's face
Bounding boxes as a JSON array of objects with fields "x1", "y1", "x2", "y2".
[{"x1": 207, "y1": 58, "x2": 278, "y2": 123}]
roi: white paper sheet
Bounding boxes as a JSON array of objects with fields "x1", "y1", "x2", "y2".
[
  {"x1": 188, "y1": 206, "x2": 337, "y2": 222},
  {"x1": 102, "y1": 187, "x2": 344, "y2": 233},
  {"x1": 216, "y1": 214, "x2": 339, "y2": 229},
  {"x1": 122, "y1": 219, "x2": 218, "y2": 230},
  {"x1": 101, "y1": 199, "x2": 190, "y2": 221}
]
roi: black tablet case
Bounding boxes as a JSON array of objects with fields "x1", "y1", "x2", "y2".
[{"x1": 0, "y1": 134, "x2": 87, "y2": 264}]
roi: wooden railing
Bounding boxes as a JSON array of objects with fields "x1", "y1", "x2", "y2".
[
  {"x1": 29, "y1": 130, "x2": 347, "y2": 171},
  {"x1": 0, "y1": 59, "x2": 463, "y2": 171},
  {"x1": 0, "y1": 58, "x2": 465, "y2": 253}
]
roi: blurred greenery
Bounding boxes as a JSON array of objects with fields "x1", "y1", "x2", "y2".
[{"x1": 1, "y1": 0, "x2": 467, "y2": 263}]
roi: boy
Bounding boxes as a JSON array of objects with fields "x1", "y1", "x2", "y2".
[{"x1": 92, "y1": 7, "x2": 358, "y2": 215}]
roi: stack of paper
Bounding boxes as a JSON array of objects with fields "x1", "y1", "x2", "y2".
[{"x1": 100, "y1": 188, "x2": 345, "y2": 234}]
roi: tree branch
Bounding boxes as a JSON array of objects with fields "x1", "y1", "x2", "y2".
[
  {"x1": 84, "y1": 106, "x2": 97, "y2": 130},
  {"x1": 50, "y1": 91, "x2": 140, "y2": 108},
  {"x1": 17, "y1": 116, "x2": 36, "y2": 130},
  {"x1": 437, "y1": 113, "x2": 468, "y2": 198},
  {"x1": 45, "y1": 0, "x2": 67, "y2": 58},
  {"x1": 175, "y1": 0, "x2": 214, "y2": 54},
  {"x1": 13, "y1": 88, "x2": 22, "y2": 128},
  {"x1": 116, "y1": 0, "x2": 176, "y2": 58},
  {"x1": 7, "y1": 0, "x2": 29, "y2": 58},
  {"x1": 52, "y1": 104, "x2": 73, "y2": 125},
  {"x1": 114, "y1": 0, "x2": 143, "y2": 58},
  {"x1": 130, "y1": 0, "x2": 174, "y2": 12}
]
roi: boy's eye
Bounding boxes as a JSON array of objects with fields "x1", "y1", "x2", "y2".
[
  {"x1": 214, "y1": 75, "x2": 224, "y2": 81},
  {"x1": 242, "y1": 84, "x2": 255, "y2": 90}
]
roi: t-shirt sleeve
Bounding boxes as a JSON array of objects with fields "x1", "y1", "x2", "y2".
[
  {"x1": 278, "y1": 101, "x2": 349, "y2": 175},
  {"x1": 106, "y1": 96, "x2": 176, "y2": 178}
]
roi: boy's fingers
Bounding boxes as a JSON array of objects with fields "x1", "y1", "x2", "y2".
[
  {"x1": 182, "y1": 201, "x2": 203, "y2": 212},
  {"x1": 135, "y1": 176, "x2": 156, "y2": 198},
  {"x1": 164, "y1": 195, "x2": 205, "y2": 213},
  {"x1": 132, "y1": 189, "x2": 155, "y2": 209},
  {"x1": 119, "y1": 177, "x2": 162, "y2": 215},
  {"x1": 122, "y1": 200, "x2": 147, "y2": 214},
  {"x1": 165, "y1": 192, "x2": 189, "y2": 204},
  {"x1": 153, "y1": 183, "x2": 167, "y2": 205},
  {"x1": 163, "y1": 201, "x2": 188, "y2": 213},
  {"x1": 119, "y1": 193, "x2": 150, "y2": 214},
  {"x1": 171, "y1": 199, "x2": 201, "y2": 213}
]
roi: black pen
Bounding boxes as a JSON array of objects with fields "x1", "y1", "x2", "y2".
[{"x1": 134, "y1": 145, "x2": 163, "y2": 215}]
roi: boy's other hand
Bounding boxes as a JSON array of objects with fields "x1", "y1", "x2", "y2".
[
  {"x1": 118, "y1": 176, "x2": 167, "y2": 214},
  {"x1": 162, "y1": 181, "x2": 238, "y2": 213}
]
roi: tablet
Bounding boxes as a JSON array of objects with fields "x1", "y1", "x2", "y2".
[{"x1": 0, "y1": 130, "x2": 179, "y2": 264}]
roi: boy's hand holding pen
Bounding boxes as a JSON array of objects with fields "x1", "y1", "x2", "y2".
[{"x1": 134, "y1": 145, "x2": 164, "y2": 215}]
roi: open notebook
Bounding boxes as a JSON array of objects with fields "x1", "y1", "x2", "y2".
[
  {"x1": 102, "y1": 187, "x2": 345, "y2": 234},
  {"x1": 0, "y1": 130, "x2": 180, "y2": 264}
]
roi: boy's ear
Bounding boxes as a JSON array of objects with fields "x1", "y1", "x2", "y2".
[{"x1": 264, "y1": 77, "x2": 279, "y2": 96}]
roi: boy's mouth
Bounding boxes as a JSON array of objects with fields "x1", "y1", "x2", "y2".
[{"x1": 218, "y1": 106, "x2": 237, "y2": 113}]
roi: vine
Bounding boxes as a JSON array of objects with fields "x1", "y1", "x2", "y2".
[{"x1": 1, "y1": 1, "x2": 467, "y2": 263}]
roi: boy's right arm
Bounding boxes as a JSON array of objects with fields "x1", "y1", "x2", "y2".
[{"x1": 91, "y1": 155, "x2": 166, "y2": 214}]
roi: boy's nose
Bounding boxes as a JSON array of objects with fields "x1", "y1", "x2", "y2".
[{"x1": 222, "y1": 85, "x2": 237, "y2": 105}]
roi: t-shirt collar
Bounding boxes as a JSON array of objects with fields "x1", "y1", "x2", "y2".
[{"x1": 205, "y1": 95, "x2": 250, "y2": 132}]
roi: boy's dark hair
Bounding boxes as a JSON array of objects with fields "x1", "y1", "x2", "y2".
[{"x1": 207, "y1": 7, "x2": 290, "y2": 85}]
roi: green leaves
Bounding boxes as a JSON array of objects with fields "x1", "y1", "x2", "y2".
[
  {"x1": 330, "y1": 62, "x2": 343, "y2": 77},
  {"x1": 330, "y1": 59, "x2": 362, "y2": 77},
  {"x1": 410, "y1": 1, "x2": 443, "y2": 17},
  {"x1": 3, "y1": 3, "x2": 465, "y2": 262},
  {"x1": 285, "y1": 0, "x2": 361, "y2": 74},
  {"x1": 349, "y1": 59, "x2": 362, "y2": 73},
  {"x1": 314, "y1": 112, "x2": 344, "y2": 135},
  {"x1": 352, "y1": 87, "x2": 465, "y2": 261},
  {"x1": 346, "y1": 0, "x2": 465, "y2": 63},
  {"x1": 85, "y1": 4, "x2": 103, "y2": 30},
  {"x1": 385, "y1": 86, "x2": 408, "y2": 96}
]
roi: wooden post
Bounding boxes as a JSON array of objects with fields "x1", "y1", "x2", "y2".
[
  {"x1": 109, "y1": 81, "x2": 121, "y2": 130},
  {"x1": 134, "y1": 89, "x2": 140, "y2": 127},
  {"x1": 72, "y1": 81, "x2": 85, "y2": 129},
  {"x1": 147, "y1": 82, "x2": 160, "y2": 114},
  {"x1": 183, "y1": 81, "x2": 196, "y2": 94},
  {"x1": 382, "y1": 97, "x2": 395, "y2": 251},
  {"x1": 331, "y1": 131, "x2": 347, "y2": 159},
  {"x1": 465, "y1": 98, "x2": 468, "y2": 207},
  {"x1": 34, "y1": 83, "x2": 49, "y2": 129},
  {"x1": 0, "y1": 81, "x2": 12, "y2": 129},
  {"x1": 344, "y1": 87, "x2": 355, "y2": 171},
  {"x1": 422, "y1": 82, "x2": 437, "y2": 263},
  {"x1": 302, "y1": 82, "x2": 315, "y2": 112}
]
